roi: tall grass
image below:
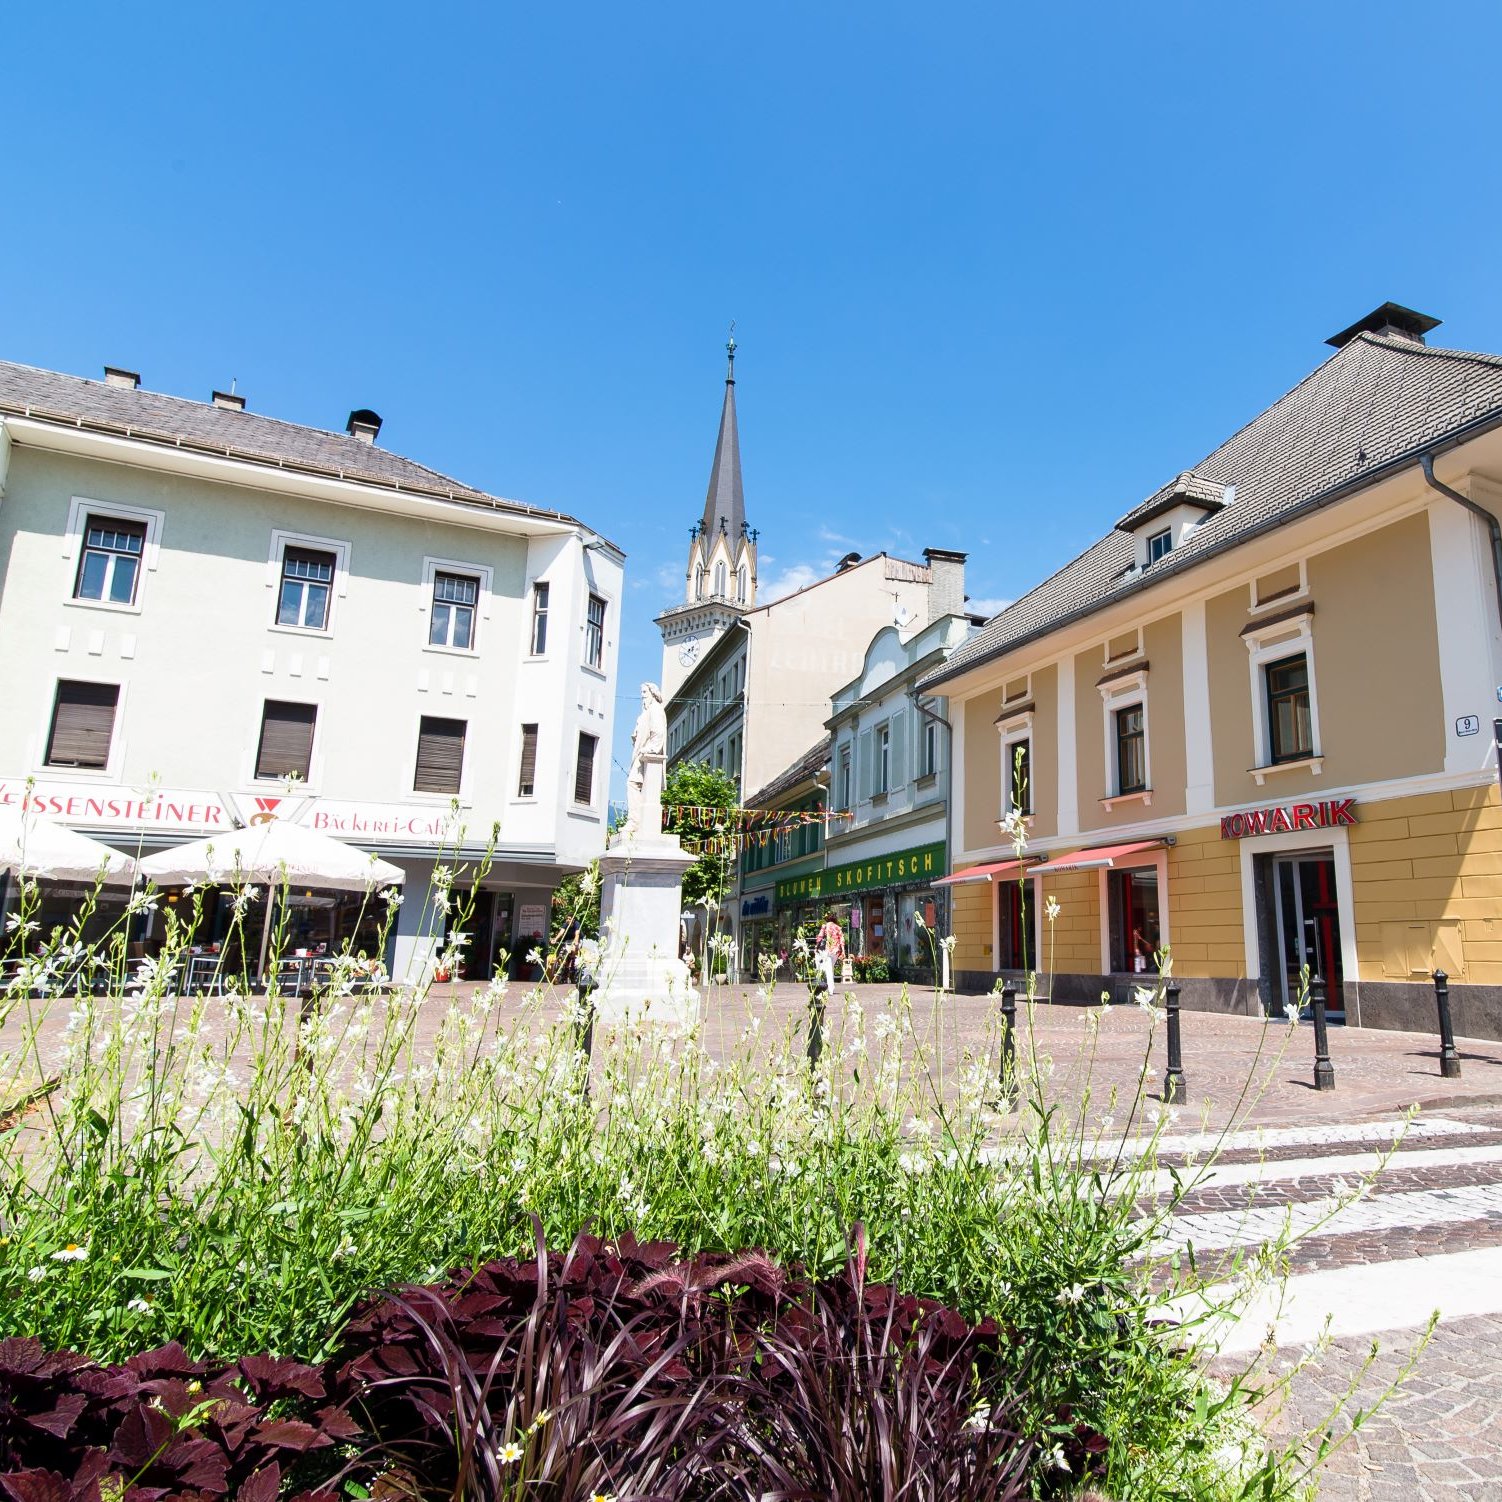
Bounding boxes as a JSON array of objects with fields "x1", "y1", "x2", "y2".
[{"x1": 0, "y1": 862, "x2": 1391, "y2": 1500}]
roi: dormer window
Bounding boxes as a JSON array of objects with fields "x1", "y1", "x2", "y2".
[
  {"x1": 1117, "y1": 471, "x2": 1230, "y2": 573},
  {"x1": 1146, "y1": 528, "x2": 1172, "y2": 565}
]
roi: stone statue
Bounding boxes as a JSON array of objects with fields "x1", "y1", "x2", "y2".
[{"x1": 621, "y1": 682, "x2": 668, "y2": 844}]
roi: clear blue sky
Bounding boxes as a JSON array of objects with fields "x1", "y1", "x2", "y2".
[{"x1": 5, "y1": 3, "x2": 1502, "y2": 797}]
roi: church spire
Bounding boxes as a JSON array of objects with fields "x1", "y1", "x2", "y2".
[{"x1": 698, "y1": 330, "x2": 745, "y2": 545}]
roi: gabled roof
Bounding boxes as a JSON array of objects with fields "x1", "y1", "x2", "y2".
[
  {"x1": 746, "y1": 735, "x2": 832, "y2": 808},
  {"x1": 1114, "y1": 469, "x2": 1229, "y2": 532},
  {"x1": 925, "y1": 324, "x2": 1502, "y2": 689},
  {"x1": 0, "y1": 358, "x2": 585, "y2": 528}
]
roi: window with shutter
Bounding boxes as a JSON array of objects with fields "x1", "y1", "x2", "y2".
[
  {"x1": 574, "y1": 733, "x2": 597, "y2": 805},
  {"x1": 414, "y1": 716, "x2": 466, "y2": 795},
  {"x1": 255, "y1": 701, "x2": 317, "y2": 781},
  {"x1": 517, "y1": 724, "x2": 539, "y2": 797},
  {"x1": 46, "y1": 681, "x2": 120, "y2": 769},
  {"x1": 888, "y1": 711, "x2": 906, "y2": 792},
  {"x1": 857, "y1": 727, "x2": 874, "y2": 799}
]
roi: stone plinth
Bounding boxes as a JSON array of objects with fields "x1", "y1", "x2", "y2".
[{"x1": 591, "y1": 833, "x2": 700, "y2": 1032}]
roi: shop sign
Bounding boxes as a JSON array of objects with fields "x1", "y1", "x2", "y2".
[
  {"x1": 741, "y1": 893, "x2": 772, "y2": 919},
  {"x1": 1220, "y1": 798, "x2": 1357, "y2": 840},
  {"x1": 517, "y1": 903, "x2": 547, "y2": 940},
  {"x1": 775, "y1": 840, "x2": 947, "y2": 905},
  {"x1": 306, "y1": 799, "x2": 465, "y2": 841},
  {"x1": 0, "y1": 777, "x2": 233, "y2": 833}
]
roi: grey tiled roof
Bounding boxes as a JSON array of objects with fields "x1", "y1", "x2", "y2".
[
  {"x1": 925, "y1": 330, "x2": 1502, "y2": 688},
  {"x1": 1114, "y1": 469, "x2": 1228, "y2": 531},
  {"x1": 0, "y1": 359, "x2": 583, "y2": 527},
  {"x1": 747, "y1": 735, "x2": 832, "y2": 807}
]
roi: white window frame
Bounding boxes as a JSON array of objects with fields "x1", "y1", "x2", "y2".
[
  {"x1": 528, "y1": 579, "x2": 551, "y2": 657},
  {"x1": 1096, "y1": 848, "x2": 1172, "y2": 976},
  {"x1": 1249, "y1": 558, "x2": 1309, "y2": 613},
  {"x1": 1099, "y1": 669, "x2": 1152, "y2": 810},
  {"x1": 1145, "y1": 528, "x2": 1172, "y2": 565},
  {"x1": 406, "y1": 713, "x2": 471, "y2": 805},
  {"x1": 838, "y1": 743, "x2": 853, "y2": 811},
  {"x1": 1244, "y1": 610, "x2": 1322, "y2": 785},
  {"x1": 266, "y1": 529, "x2": 351, "y2": 638},
  {"x1": 64, "y1": 497, "x2": 165, "y2": 616},
  {"x1": 875, "y1": 723, "x2": 891, "y2": 795},
  {"x1": 36, "y1": 676, "x2": 129, "y2": 782},
  {"x1": 995, "y1": 707, "x2": 1034, "y2": 820},
  {"x1": 420, "y1": 556, "x2": 492, "y2": 656},
  {"x1": 583, "y1": 592, "x2": 609, "y2": 675}
]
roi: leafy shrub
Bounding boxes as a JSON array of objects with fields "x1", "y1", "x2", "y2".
[{"x1": 853, "y1": 952, "x2": 890, "y2": 982}]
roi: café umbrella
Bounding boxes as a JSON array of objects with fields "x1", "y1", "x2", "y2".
[
  {"x1": 0, "y1": 804, "x2": 135, "y2": 884},
  {"x1": 139, "y1": 818, "x2": 404, "y2": 978}
]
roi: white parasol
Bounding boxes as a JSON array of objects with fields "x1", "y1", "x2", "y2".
[
  {"x1": 0, "y1": 804, "x2": 135, "y2": 884},
  {"x1": 139, "y1": 819, "x2": 404, "y2": 977}
]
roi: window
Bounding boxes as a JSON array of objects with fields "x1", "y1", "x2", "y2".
[
  {"x1": 838, "y1": 746, "x2": 852, "y2": 811},
  {"x1": 714, "y1": 560, "x2": 727, "y2": 597},
  {"x1": 46, "y1": 681, "x2": 119, "y2": 769},
  {"x1": 585, "y1": 595, "x2": 606, "y2": 670},
  {"x1": 414, "y1": 716, "x2": 467, "y2": 795},
  {"x1": 530, "y1": 583, "x2": 549, "y2": 654},
  {"x1": 74, "y1": 516, "x2": 146, "y2": 605},
  {"x1": 1108, "y1": 867, "x2": 1162, "y2": 973},
  {"x1": 737, "y1": 565, "x2": 747, "y2": 603},
  {"x1": 276, "y1": 547, "x2": 335, "y2": 630},
  {"x1": 517, "y1": 724, "x2": 539, "y2": 797},
  {"x1": 1115, "y1": 705, "x2": 1146, "y2": 795},
  {"x1": 255, "y1": 700, "x2": 317, "y2": 781},
  {"x1": 1006, "y1": 738, "x2": 1032, "y2": 815},
  {"x1": 574, "y1": 732, "x2": 598, "y2": 805},
  {"x1": 429, "y1": 571, "x2": 478, "y2": 650},
  {"x1": 921, "y1": 718, "x2": 940, "y2": 777},
  {"x1": 1266, "y1": 654, "x2": 1313, "y2": 763},
  {"x1": 1146, "y1": 528, "x2": 1172, "y2": 565},
  {"x1": 876, "y1": 725, "x2": 891, "y2": 794}
]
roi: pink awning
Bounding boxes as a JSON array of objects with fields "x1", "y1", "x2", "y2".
[
  {"x1": 1029, "y1": 840, "x2": 1167, "y2": 875},
  {"x1": 935, "y1": 858, "x2": 1032, "y2": 887}
]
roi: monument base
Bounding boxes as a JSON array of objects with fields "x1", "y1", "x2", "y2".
[{"x1": 591, "y1": 835, "x2": 701, "y2": 1032}]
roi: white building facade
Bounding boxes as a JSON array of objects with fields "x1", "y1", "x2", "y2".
[{"x1": 0, "y1": 360, "x2": 621, "y2": 982}]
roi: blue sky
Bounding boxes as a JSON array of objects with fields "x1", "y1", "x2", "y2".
[{"x1": 4, "y1": 3, "x2": 1502, "y2": 797}]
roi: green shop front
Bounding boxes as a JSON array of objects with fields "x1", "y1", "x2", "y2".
[{"x1": 775, "y1": 839, "x2": 947, "y2": 981}]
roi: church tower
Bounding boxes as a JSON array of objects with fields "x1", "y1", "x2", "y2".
[{"x1": 657, "y1": 336, "x2": 759, "y2": 697}]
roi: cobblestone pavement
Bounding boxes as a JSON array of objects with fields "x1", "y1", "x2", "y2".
[{"x1": 1250, "y1": 1313, "x2": 1502, "y2": 1501}]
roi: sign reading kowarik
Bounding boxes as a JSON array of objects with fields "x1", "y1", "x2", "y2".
[{"x1": 1220, "y1": 798, "x2": 1357, "y2": 840}]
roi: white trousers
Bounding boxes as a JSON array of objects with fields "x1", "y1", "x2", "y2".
[{"x1": 816, "y1": 952, "x2": 837, "y2": 992}]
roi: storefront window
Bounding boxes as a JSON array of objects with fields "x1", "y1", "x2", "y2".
[
  {"x1": 997, "y1": 878, "x2": 1033, "y2": 970},
  {"x1": 897, "y1": 890, "x2": 940, "y2": 969},
  {"x1": 1107, "y1": 867, "x2": 1161, "y2": 973}
]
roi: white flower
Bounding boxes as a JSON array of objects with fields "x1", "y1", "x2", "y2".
[
  {"x1": 127, "y1": 1297, "x2": 152, "y2": 1314},
  {"x1": 1045, "y1": 896, "x2": 1060, "y2": 921},
  {"x1": 964, "y1": 1401, "x2": 993, "y2": 1432},
  {"x1": 915, "y1": 910, "x2": 928, "y2": 930},
  {"x1": 1055, "y1": 1282, "x2": 1087, "y2": 1305},
  {"x1": 1049, "y1": 1444, "x2": 1071, "y2": 1472},
  {"x1": 124, "y1": 889, "x2": 160, "y2": 918},
  {"x1": 497, "y1": 1440, "x2": 523, "y2": 1464},
  {"x1": 941, "y1": 934, "x2": 957, "y2": 955},
  {"x1": 1284, "y1": 1001, "x2": 1300, "y2": 1021},
  {"x1": 381, "y1": 886, "x2": 404, "y2": 909},
  {"x1": 26, "y1": 1266, "x2": 46, "y2": 1282},
  {"x1": 51, "y1": 1243, "x2": 88, "y2": 1262}
]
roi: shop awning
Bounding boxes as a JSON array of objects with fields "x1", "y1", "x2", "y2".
[
  {"x1": 935, "y1": 858, "x2": 1032, "y2": 887},
  {"x1": 1029, "y1": 840, "x2": 1168, "y2": 875}
]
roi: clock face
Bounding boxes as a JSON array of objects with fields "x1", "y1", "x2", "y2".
[{"x1": 678, "y1": 639, "x2": 702, "y2": 667}]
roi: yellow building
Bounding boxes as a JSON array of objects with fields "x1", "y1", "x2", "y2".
[{"x1": 923, "y1": 303, "x2": 1502, "y2": 1039}]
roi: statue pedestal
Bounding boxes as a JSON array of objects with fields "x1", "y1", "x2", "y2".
[{"x1": 592, "y1": 832, "x2": 700, "y2": 1032}]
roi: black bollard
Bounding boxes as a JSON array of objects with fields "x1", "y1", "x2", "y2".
[
  {"x1": 1310, "y1": 973, "x2": 1336, "y2": 1091},
  {"x1": 576, "y1": 973, "x2": 597, "y2": 1070},
  {"x1": 807, "y1": 980, "x2": 826, "y2": 1068},
  {"x1": 1433, "y1": 969, "x2": 1461, "y2": 1079},
  {"x1": 1000, "y1": 981, "x2": 1017, "y2": 1097},
  {"x1": 1163, "y1": 982, "x2": 1188, "y2": 1104}
]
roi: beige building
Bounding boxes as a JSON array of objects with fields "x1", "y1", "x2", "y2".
[
  {"x1": 924, "y1": 303, "x2": 1502, "y2": 1039},
  {"x1": 0, "y1": 358, "x2": 623, "y2": 982}
]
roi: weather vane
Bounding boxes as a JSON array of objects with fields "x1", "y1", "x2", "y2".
[{"x1": 727, "y1": 320, "x2": 736, "y2": 360}]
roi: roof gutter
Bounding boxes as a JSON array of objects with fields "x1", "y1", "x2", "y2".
[
  {"x1": 925, "y1": 404, "x2": 1502, "y2": 692},
  {"x1": 1419, "y1": 454, "x2": 1502, "y2": 636}
]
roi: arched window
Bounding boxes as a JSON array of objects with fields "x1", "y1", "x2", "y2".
[
  {"x1": 714, "y1": 560, "x2": 727, "y2": 597},
  {"x1": 737, "y1": 565, "x2": 747, "y2": 602},
  {"x1": 696, "y1": 568, "x2": 706, "y2": 600}
]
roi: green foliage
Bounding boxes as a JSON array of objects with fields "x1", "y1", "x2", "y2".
[
  {"x1": 663, "y1": 759, "x2": 740, "y2": 909},
  {"x1": 550, "y1": 862, "x2": 601, "y2": 940}
]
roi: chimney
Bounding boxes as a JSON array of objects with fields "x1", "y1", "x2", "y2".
[
  {"x1": 923, "y1": 547, "x2": 967, "y2": 623},
  {"x1": 1326, "y1": 302, "x2": 1441, "y2": 349},
  {"x1": 211, "y1": 389, "x2": 246, "y2": 412},
  {"x1": 103, "y1": 367, "x2": 140, "y2": 390},
  {"x1": 346, "y1": 408, "x2": 382, "y2": 445}
]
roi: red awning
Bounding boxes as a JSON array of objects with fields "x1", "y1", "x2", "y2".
[
  {"x1": 1029, "y1": 840, "x2": 1167, "y2": 875},
  {"x1": 935, "y1": 858, "x2": 1032, "y2": 887}
]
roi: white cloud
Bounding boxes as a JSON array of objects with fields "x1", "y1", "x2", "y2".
[
  {"x1": 966, "y1": 597, "x2": 1013, "y2": 619},
  {"x1": 759, "y1": 562, "x2": 823, "y2": 602},
  {"x1": 817, "y1": 524, "x2": 858, "y2": 547}
]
